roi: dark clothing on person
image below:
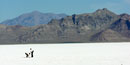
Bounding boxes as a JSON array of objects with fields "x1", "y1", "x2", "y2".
[
  {"x1": 25, "y1": 53, "x2": 30, "y2": 58},
  {"x1": 31, "y1": 50, "x2": 34, "y2": 58}
]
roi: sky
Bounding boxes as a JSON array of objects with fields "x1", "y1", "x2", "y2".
[{"x1": 0, "y1": 0, "x2": 130, "y2": 22}]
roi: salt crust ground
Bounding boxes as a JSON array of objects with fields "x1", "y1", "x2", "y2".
[{"x1": 0, "y1": 43, "x2": 130, "y2": 65}]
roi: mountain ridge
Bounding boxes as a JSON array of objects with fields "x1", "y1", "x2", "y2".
[
  {"x1": 0, "y1": 8, "x2": 130, "y2": 43},
  {"x1": 0, "y1": 11, "x2": 67, "y2": 26},
  {"x1": 16, "y1": 8, "x2": 122, "y2": 43}
]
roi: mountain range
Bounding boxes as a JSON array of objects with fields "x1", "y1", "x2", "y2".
[
  {"x1": 0, "y1": 11, "x2": 67, "y2": 26},
  {"x1": 0, "y1": 8, "x2": 130, "y2": 44}
]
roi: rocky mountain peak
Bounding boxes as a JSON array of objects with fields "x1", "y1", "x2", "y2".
[
  {"x1": 102, "y1": 8, "x2": 108, "y2": 10},
  {"x1": 96, "y1": 8, "x2": 108, "y2": 11},
  {"x1": 95, "y1": 8, "x2": 108, "y2": 12},
  {"x1": 94, "y1": 8, "x2": 116, "y2": 16},
  {"x1": 120, "y1": 14, "x2": 130, "y2": 20}
]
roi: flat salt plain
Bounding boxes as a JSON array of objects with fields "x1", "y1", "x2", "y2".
[{"x1": 0, "y1": 43, "x2": 130, "y2": 65}]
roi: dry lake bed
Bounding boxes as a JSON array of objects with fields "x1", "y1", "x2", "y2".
[{"x1": 0, "y1": 43, "x2": 130, "y2": 65}]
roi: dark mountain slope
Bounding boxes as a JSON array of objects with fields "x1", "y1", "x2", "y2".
[
  {"x1": 110, "y1": 14, "x2": 130, "y2": 37},
  {"x1": 91, "y1": 14, "x2": 130, "y2": 42},
  {"x1": 90, "y1": 29, "x2": 129, "y2": 42},
  {"x1": 0, "y1": 25, "x2": 33, "y2": 43}
]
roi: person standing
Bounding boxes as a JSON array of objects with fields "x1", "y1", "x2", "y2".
[{"x1": 30, "y1": 48, "x2": 34, "y2": 58}]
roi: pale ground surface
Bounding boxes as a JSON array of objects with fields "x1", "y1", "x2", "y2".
[{"x1": 0, "y1": 43, "x2": 130, "y2": 65}]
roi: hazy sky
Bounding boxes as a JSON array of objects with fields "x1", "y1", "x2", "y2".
[{"x1": 0, "y1": 0, "x2": 130, "y2": 22}]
